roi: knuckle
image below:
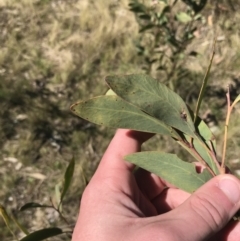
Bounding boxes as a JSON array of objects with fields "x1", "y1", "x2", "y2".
[{"x1": 189, "y1": 193, "x2": 228, "y2": 231}]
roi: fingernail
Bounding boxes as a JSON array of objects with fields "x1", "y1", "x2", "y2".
[{"x1": 218, "y1": 178, "x2": 240, "y2": 204}]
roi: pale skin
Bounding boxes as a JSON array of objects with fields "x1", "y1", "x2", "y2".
[{"x1": 72, "y1": 129, "x2": 240, "y2": 241}]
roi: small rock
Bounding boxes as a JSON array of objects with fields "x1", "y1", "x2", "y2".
[
  {"x1": 229, "y1": 159, "x2": 240, "y2": 164},
  {"x1": 4, "y1": 157, "x2": 18, "y2": 163},
  {"x1": 16, "y1": 114, "x2": 28, "y2": 121},
  {"x1": 15, "y1": 162, "x2": 22, "y2": 171}
]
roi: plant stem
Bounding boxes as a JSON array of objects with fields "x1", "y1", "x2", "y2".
[
  {"x1": 50, "y1": 197, "x2": 69, "y2": 226},
  {"x1": 55, "y1": 208, "x2": 70, "y2": 226},
  {"x1": 192, "y1": 147, "x2": 216, "y2": 177},
  {"x1": 221, "y1": 86, "x2": 231, "y2": 173},
  {"x1": 181, "y1": 140, "x2": 216, "y2": 177},
  {"x1": 208, "y1": 141, "x2": 221, "y2": 171}
]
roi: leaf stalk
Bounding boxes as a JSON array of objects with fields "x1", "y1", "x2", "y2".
[{"x1": 180, "y1": 139, "x2": 216, "y2": 177}]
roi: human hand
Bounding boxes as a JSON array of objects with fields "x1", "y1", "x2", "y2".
[{"x1": 72, "y1": 129, "x2": 240, "y2": 241}]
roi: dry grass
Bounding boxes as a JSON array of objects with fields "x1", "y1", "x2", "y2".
[{"x1": 0, "y1": 0, "x2": 140, "y2": 239}]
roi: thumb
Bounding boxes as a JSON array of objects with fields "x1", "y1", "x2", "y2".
[{"x1": 170, "y1": 174, "x2": 240, "y2": 241}]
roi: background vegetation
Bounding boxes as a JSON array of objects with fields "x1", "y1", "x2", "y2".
[{"x1": 1, "y1": 0, "x2": 240, "y2": 240}]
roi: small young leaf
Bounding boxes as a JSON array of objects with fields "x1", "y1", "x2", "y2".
[
  {"x1": 125, "y1": 152, "x2": 212, "y2": 193},
  {"x1": 71, "y1": 95, "x2": 180, "y2": 138},
  {"x1": 20, "y1": 203, "x2": 51, "y2": 211},
  {"x1": 195, "y1": 115, "x2": 215, "y2": 142},
  {"x1": 19, "y1": 227, "x2": 63, "y2": 241},
  {"x1": 177, "y1": 131, "x2": 219, "y2": 175},
  {"x1": 193, "y1": 138, "x2": 219, "y2": 175},
  {"x1": 231, "y1": 94, "x2": 240, "y2": 109},
  {"x1": 60, "y1": 157, "x2": 75, "y2": 203},
  {"x1": 105, "y1": 74, "x2": 196, "y2": 137},
  {"x1": 176, "y1": 12, "x2": 192, "y2": 23}
]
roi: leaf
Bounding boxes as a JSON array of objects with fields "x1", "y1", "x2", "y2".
[
  {"x1": 20, "y1": 228, "x2": 63, "y2": 241},
  {"x1": 231, "y1": 94, "x2": 240, "y2": 109},
  {"x1": 0, "y1": 204, "x2": 11, "y2": 227},
  {"x1": 193, "y1": 137, "x2": 219, "y2": 175},
  {"x1": 194, "y1": 39, "x2": 215, "y2": 123},
  {"x1": 0, "y1": 204, "x2": 18, "y2": 240},
  {"x1": 176, "y1": 12, "x2": 192, "y2": 23},
  {"x1": 187, "y1": 107, "x2": 215, "y2": 142},
  {"x1": 20, "y1": 203, "x2": 51, "y2": 211},
  {"x1": 105, "y1": 74, "x2": 196, "y2": 137},
  {"x1": 189, "y1": 115, "x2": 218, "y2": 175},
  {"x1": 11, "y1": 214, "x2": 29, "y2": 235},
  {"x1": 125, "y1": 152, "x2": 212, "y2": 193},
  {"x1": 60, "y1": 157, "x2": 75, "y2": 203},
  {"x1": 71, "y1": 95, "x2": 180, "y2": 138},
  {"x1": 195, "y1": 115, "x2": 215, "y2": 142}
]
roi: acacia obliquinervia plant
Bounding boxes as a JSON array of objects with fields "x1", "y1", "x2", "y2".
[
  {"x1": 70, "y1": 44, "x2": 240, "y2": 219},
  {"x1": 129, "y1": 0, "x2": 208, "y2": 90}
]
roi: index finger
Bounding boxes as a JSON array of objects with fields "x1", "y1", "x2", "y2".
[{"x1": 96, "y1": 129, "x2": 154, "y2": 176}]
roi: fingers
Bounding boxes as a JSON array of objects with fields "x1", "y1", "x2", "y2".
[
  {"x1": 134, "y1": 169, "x2": 166, "y2": 200},
  {"x1": 96, "y1": 129, "x2": 154, "y2": 175},
  {"x1": 158, "y1": 174, "x2": 240, "y2": 241},
  {"x1": 211, "y1": 219, "x2": 240, "y2": 241},
  {"x1": 134, "y1": 169, "x2": 192, "y2": 215},
  {"x1": 151, "y1": 188, "x2": 190, "y2": 214}
]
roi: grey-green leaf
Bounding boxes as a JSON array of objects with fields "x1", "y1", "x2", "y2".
[
  {"x1": 193, "y1": 137, "x2": 219, "y2": 175},
  {"x1": 193, "y1": 139, "x2": 219, "y2": 175},
  {"x1": 125, "y1": 152, "x2": 212, "y2": 193},
  {"x1": 105, "y1": 74, "x2": 196, "y2": 137},
  {"x1": 194, "y1": 115, "x2": 215, "y2": 142},
  {"x1": 180, "y1": 108, "x2": 218, "y2": 174},
  {"x1": 20, "y1": 228, "x2": 63, "y2": 241},
  {"x1": 71, "y1": 95, "x2": 180, "y2": 138},
  {"x1": 60, "y1": 157, "x2": 75, "y2": 203}
]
